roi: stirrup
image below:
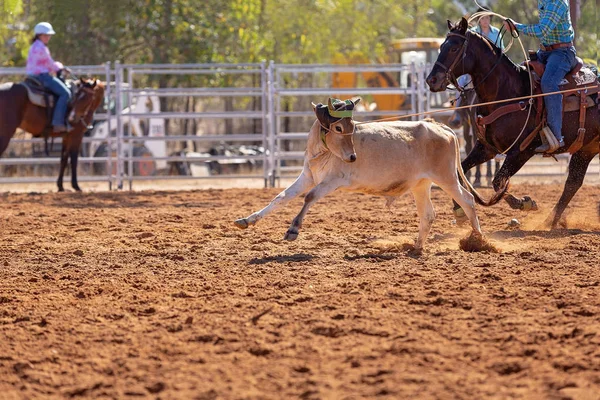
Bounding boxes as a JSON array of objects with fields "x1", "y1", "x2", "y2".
[{"x1": 535, "y1": 127, "x2": 561, "y2": 153}]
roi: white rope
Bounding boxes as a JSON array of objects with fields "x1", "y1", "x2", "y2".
[{"x1": 466, "y1": 9, "x2": 535, "y2": 154}]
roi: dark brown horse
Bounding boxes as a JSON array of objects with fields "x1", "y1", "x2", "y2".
[
  {"x1": 0, "y1": 78, "x2": 105, "y2": 191},
  {"x1": 448, "y1": 88, "x2": 500, "y2": 187},
  {"x1": 426, "y1": 18, "x2": 599, "y2": 228}
]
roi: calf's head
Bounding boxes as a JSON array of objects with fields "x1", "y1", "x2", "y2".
[{"x1": 311, "y1": 97, "x2": 359, "y2": 163}]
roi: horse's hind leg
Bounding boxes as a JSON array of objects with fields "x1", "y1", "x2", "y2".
[
  {"x1": 545, "y1": 149, "x2": 597, "y2": 228},
  {"x1": 0, "y1": 120, "x2": 19, "y2": 157}
]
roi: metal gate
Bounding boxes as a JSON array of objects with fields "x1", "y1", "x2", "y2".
[{"x1": 0, "y1": 62, "x2": 598, "y2": 190}]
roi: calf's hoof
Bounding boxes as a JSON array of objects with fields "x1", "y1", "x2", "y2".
[
  {"x1": 408, "y1": 246, "x2": 423, "y2": 257},
  {"x1": 283, "y1": 229, "x2": 299, "y2": 241},
  {"x1": 234, "y1": 218, "x2": 249, "y2": 229}
]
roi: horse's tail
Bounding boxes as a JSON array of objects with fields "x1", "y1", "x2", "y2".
[{"x1": 451, "y1": 127, "x2": 508, "y2": 207}]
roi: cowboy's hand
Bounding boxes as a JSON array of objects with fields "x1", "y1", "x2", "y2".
[{"x1": 503, "y1": 19, "x2": 516, "y2": 33}]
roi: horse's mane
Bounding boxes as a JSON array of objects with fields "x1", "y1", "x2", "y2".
[{"x1": 460, "y1": 28, "x2": 530, "y2": 80}]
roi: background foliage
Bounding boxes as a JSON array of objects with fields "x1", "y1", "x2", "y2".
[{"x1": 1, "y1": 0, "x2": 597, "y2": 67}]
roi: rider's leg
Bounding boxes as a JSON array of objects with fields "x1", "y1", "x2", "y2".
[
  {"x1": 539, "y1": 48, "x2": 577, "y2": 146},
  {"x1": 38, "y1": 73, "x2": 71, "y2": 132}
]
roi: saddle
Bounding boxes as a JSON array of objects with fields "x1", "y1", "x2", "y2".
[
  {"x1": 475, "y1": 55, "x2": 600, "y2": 155},
  {"x1": 521, "y1": 56, "x2": 599, "y2": 153},
  {"x1": 22, "y1": 76, "x2": 56, "y2": 108}
]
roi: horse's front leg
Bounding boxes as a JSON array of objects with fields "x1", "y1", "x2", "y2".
[
  {"x1": 284, "y1": 180, "x2": 342, "y2": 241},
  {"x1": 57, "y1": 143, "x2": 69, "y2": 192},
  {"x1": 544, "y1": 149, "x2": 597, "y2": 228},
  {"x1": 492, "y1": 150, "x2": 537, "y2": 211},
  {"x1": 70, "y1": 149, "x2": 81, "y2": 192}
]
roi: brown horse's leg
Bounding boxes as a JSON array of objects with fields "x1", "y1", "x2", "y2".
[
  {"x1": 491, "y1": 150, "x2": 538, "y2": 211},
  {"x1": 57, "y1": 142, "x2": 69, "y2": 192},
  {"x1": 0, "y1": 112, "x2": 20, "y2": 157},
  {"x1": 57, "y1": 130, "x2": 84, "y2": 192},
  {"x1": 462, "y1": 111, "x2": 474, "y2": 181},
  {"x1": 70, "y1": 148, "x2": 81, "y2": 192},
  {"x1": 545, "y1": 150, "x2": 597, "y2": 228}
]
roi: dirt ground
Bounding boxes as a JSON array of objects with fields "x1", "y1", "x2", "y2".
[{"x1": 1, "y1": 183, "x2": 599, "y2": 400}]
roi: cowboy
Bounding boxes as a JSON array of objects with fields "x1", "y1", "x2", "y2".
[
  {"x1": 505, "y1": 0, "x2": 577, "y2": 153},
  {"x1": 26, "y1": 22, "x2": 72, "y2": 133}
]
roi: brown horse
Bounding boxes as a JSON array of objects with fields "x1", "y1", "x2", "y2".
[
  {"x1": 426, "y1": 18, "x2": 600, "y2": 228},
  {"x1": 0, "y1": 78, "x2": 105, "y2": 191},
  {"x1": 448, "y1": 88, "x2": 500, "y2": 187}
]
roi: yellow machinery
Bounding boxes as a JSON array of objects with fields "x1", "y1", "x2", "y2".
[{"x1": 332, "y1": 38, "x2": 445, "y2": 114}]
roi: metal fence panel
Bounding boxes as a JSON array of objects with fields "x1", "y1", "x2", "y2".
[{"x1": 1, "y1": 62, "x2": 598, "y2": 190}]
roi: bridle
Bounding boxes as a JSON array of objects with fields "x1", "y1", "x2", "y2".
[
  {"x1": 436, "y1": 30, "x2": 506, "y2": 95},
  {"x1": 69, "y1": 83, "x2": 97, "y2": 124},
  {"x1": 435, "y1": 32, "x2": 470, "y2": 92}
]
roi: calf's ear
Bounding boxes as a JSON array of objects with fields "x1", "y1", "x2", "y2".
[{"x1": 314, "y1": 103, "x2": 331, "y2": 128}]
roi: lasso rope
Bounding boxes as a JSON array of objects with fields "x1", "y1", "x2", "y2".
[
  {"x1": 354, "y1": 86, "x2": 596, "y2": 125},
  {"x1": 467, "y1": 9, "x2": 534, "y2": 154},
  {"x1": 353, "y1": 4, "x2": 541, "y2": 155}
]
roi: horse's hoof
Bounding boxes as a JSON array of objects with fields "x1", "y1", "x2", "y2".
[
  {"x1": 57, "y1": 187, "x2": 65, "y2": 193},
  {"x1": 284, "y1": 230, "x2": 298, "y2": 241},
  {"x1": 473, "y1": 179, "x2": 482, "y2": 188},
  {"x1": 452, "y1": 207, "x2": 468, "y2": 226},
  {"x1": 521, "y1": 196, "x2": 538, "y2": 211},
  {"x1": 234, "y1": 218, "x2": 249, "y2": 229}
]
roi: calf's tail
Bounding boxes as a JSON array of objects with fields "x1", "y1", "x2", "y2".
[{"x1": 451, "y1": 130, "x2": 508, "y2": 207}]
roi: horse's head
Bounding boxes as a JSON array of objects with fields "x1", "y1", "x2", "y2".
[
  {"x1": 69, "y1": 79, "x2": 104, "y2": 126},
  {"x1": 426, "y1": 17, "x2": 474, "y2": 92},
  {"x1": 311, "y1": 97, "x2": 359, "y2": 163}
]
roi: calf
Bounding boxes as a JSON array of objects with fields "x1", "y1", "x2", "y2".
[{"x1": 235, "y1": 98, "x2": 507, "y2": 251}]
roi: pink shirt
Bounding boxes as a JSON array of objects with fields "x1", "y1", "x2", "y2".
[{"x1": 26, "y1": 40, "x2": 64, "y2": 75}]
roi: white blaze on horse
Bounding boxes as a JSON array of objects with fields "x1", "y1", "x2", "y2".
[{"x1": 234, "y1": 98, "x2": 507, "y2": 251}]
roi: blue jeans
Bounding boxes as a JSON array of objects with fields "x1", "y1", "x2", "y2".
[
  {"x1": 537, "y1": 47, "x2": 577, "y2": 140},
  {"x1": 37, "y1": 73, "x2": 71, "y2": 127}
]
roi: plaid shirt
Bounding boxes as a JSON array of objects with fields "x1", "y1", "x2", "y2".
[{"x1": 515, "y1": 0, "x2": 574, "y2": 46}]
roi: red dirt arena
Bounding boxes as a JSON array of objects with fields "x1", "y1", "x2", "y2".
[{"x1": 1, "y1": 183, "x2": 599, "y2": 399}]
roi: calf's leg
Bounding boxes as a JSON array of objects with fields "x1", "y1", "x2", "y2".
[
  {"x1": 234, "y1": 172, "x2": 314, "y2": 229},
  {"x1": 284, "y1": 180, "x2": 341, "y2": 241},
  {"x1": 437, "y1": 177, "x2": 482, "y2": 236},
  {"x1": 411, "y1": 180, "x2": 435, "y2": 250}
]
